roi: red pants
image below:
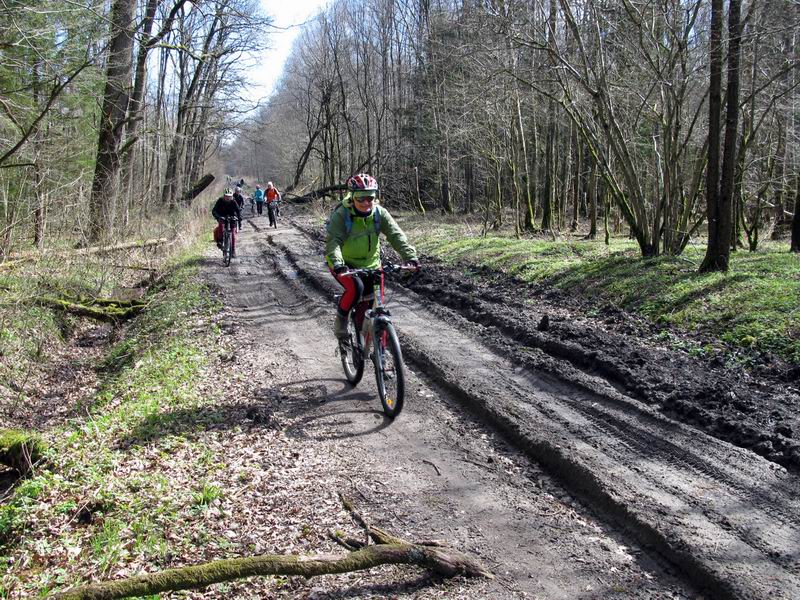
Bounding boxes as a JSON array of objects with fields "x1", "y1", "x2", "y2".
[
  {"x1": 331, "y1": 269, "x2": 384, "y2": 329},
  {"x1": 213, "y1": 223, "x2": 237, "y2": 249}
]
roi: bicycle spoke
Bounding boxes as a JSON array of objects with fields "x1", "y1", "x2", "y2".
[{"x1": 375, "y1": 324, "x2": 404, "y2": 418}]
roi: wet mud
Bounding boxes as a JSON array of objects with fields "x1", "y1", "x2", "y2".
[
  {"x1": 296, "y1": 218, "x2": 800, "y2": 469},
  {"x1": 402, "y1": 259, "x2": 800, "y2": 469}
]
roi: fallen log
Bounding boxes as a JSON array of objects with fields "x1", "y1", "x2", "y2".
[
  {"x1": 62, "y1": 238, "x2": 167, "y2": 258},
  {"x1": 0, "y1": 429, "x2": 47, "y2": 475},
  {"x1": 34, "y1": 296, "x2": 147, "y2": 322},
  {"x1": 285, "y1": 183, "x2": 347, "y2": 203},
  {"x1": 0, "y1": 239, "x2": 168, "y2": 270},
  {"x1": 180, "y1": 173, "x2": 215, "y2": 205},
  {"x1": 52, "y1": 495, "x2": 492, "y2": 600}
]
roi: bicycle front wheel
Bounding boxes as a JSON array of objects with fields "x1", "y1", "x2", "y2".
[
  {"x1": 223, "y1": 231, "x2": 232, "y2": 266},
  {"x1": 374, "y1": 323, "x2": 405, "y2": 418},
  {"x1": 340, "y1": 312, "x2": 364, "y2": 385}
]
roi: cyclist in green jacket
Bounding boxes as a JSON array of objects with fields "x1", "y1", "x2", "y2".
[{"x1": 325, "y1": 173, "x2": 419, "y2": 340}]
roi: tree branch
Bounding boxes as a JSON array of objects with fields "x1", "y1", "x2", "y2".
[{"x1": 52, "y1": 495, "x2": 492, "y2": 599}]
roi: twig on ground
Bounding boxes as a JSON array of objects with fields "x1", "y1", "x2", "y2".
[{"x1": 422, "y1": 459, "x2": 442, "y2": 476}]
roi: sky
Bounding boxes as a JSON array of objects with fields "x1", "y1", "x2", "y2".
[{"x1": 243, "y1": 0, "x2": 329, "y2": 106}]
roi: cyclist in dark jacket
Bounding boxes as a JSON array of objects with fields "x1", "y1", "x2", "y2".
[
  {"x1": 212, "y1": 188, "x2": 242, "y2": 256},
  {"x1": 233, "y1": 186, "x2": 245, "y2": 210}
]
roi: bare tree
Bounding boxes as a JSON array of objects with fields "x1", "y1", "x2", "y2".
[
  {"x1": 700, "y1": 0, "x2": 743, "y2": 273},
  {"x1": 88, "y1": 0, "x2": 138, "y2": 243}
]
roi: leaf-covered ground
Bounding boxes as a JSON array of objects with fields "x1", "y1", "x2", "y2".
[{"x1": 0, "y1": 244, "x2": 489, "y2": 598}]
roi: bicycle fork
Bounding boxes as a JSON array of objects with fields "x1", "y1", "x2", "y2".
[{"x1": 365, "y1": 311, "x2": 392, "y2": 375}]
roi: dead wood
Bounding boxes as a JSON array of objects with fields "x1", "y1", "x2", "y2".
[
  {"x1": 179, "y1": 173, "x2": 215, "y2": 205},
  {"x1": 34, "y1": 295, "x2": 147, "y2": 322},
  {"x1": 53, "y1": 496, "x2": 492, "y2": 600},
  {"x1": 0, "y1": 238, "x2": 168, "y2": 270},
  {"x1": 284, "y1": 183, "x2": 347, "y2": 203},
  {"x1": 0, "y1": 429, "x2": 47, "y2": 475}
]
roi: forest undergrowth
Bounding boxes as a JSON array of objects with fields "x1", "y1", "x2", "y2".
[{"x1": 0, "y1": 238, "x2": 228, "y2": 597}]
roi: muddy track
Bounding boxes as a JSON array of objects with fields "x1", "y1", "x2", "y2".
[
  {"x1": 272, "y1": 217, "x2": 800, "y2": 600},
  {"x1": 291, "y1": 219, "x2": 800, "y2": 471},
  {"x1": 212, "y1": 217, "x2": 697, "y2": 599}
]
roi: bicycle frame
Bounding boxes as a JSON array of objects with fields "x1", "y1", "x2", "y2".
[
  {"x1": 221, "y1": 216, "x2": 238, "y2": 265},
  {"x1": 336, "y1": 263, "x2": 416, "y2": 417},
  {"x1": 355, "y1": 275, "x2": 389, "y2": 356}
]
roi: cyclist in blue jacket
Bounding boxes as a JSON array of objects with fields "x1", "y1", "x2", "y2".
[{"x1": 253, "y1": 184, "x2": 265, "y2": 215}]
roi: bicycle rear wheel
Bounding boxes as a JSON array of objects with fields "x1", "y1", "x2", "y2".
[
  {"x1": 340, "y1": 313, "x2": 364, "y2": 385},
  {"x1": 223, "y1": 230, "x2": 231, "y2": 266},
  {"x1": 374, "y1": 322, "x2": 405, "y2": 418}
]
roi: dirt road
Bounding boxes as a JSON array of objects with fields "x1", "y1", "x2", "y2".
[{"x1": 204, "y1": 214, "x2": 799, "y2": 599}]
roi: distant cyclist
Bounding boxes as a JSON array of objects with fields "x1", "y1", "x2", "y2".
[
  {"x1": 212, "y1": 188, "x2": 242, "y2": 257},
  {"x1": 325, "y1": 173, "x2": 419, "y2": 341},
  {"x1": 233, "y1": 186, "x2": 245, "y2": 211},
  {"x1": 253, "y1": 184, "x2": 265, "y2": 215},
  {"x1": 266, "y1": 181, "x2": 281, "y2": 227}
]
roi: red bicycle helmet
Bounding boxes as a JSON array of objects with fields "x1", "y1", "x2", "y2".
[{"x1": 346, "y1": 173, "x2": 378, "y2": 193}]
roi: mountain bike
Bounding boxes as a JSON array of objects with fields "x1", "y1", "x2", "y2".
[
  {"x1": 337, "y1": 263, "x2": 417, "y2": 418},
  {"x1": 267, "y1": 200, "x2": 280, "y2": 228},
  {"x1": 220, "y1": 216, "x2": 238, "y2": 266}
]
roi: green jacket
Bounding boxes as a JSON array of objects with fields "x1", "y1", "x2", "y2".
[{"x1": 325, "y1": 197, "x2": 417, "y2": 270}]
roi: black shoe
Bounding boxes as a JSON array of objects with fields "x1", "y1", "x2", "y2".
[{"x1": 216, "y1": 242, "x2": 222, "y2": 249}]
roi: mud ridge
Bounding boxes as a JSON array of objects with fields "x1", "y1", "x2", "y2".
[
  {"x1": 270, "y1": 226, "x2": 800, "y2": 600},
  {"x1": 405, "y1": 275, "x2": 800, "y2": 469},
  {"x1": 288, "y1": 218, "x2": 800, "y2": 469}
]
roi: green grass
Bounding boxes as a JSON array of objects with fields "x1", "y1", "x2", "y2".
[
  {"x1": 403, "y1": 218, "x2": 799, "y2": 364},
  {"x1": 192, "y1": 482, "x2": 222, "y2": 508},
  {"x1": 0, "y1": 240, "x2": 229, "y2": 597},
  {"x1": 0, "y1": 255, "x2": 130, "y2": 404}
]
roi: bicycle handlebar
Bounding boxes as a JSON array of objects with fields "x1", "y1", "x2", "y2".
[{"x1": 339, "y1": 262, "x2": 418, "y2": 277}]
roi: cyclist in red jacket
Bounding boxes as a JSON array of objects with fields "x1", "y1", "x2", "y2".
[{"x1": 266, "y1": 182, "x2": 281, "y2": 226}]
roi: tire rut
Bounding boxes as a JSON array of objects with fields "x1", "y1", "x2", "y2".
[
  {"x1": 272, "y1": 220, "x2": 800, "y2": 600},
  {"x1": 216, "y1": 219, "x2": 696, "y2": 599}
]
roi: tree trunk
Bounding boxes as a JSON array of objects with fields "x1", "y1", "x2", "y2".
[
  {"x1": 119, "y1": 0, "x2": 159, "y2": 225},
  {"x1": 700, "y1": 0, "x2": 742, "y2": 273},
  {"x1": 588, "y1": 158, "x2": 597, "y2": 240},
  {"x1": 464, "y1": 157, "x2": 474, "y2": 214},
  {"x1": 791, "y1": 174, "x2": 800, "y2": 252},
  {"x1": 516, "y1": 94, "x2": 534, "y2": 230},
  {"x1": 179, "y1": 174, "x2": 215, "y2": 205},
  {"x1": 541, "y1": 0, "x2": 558, "y2": 232},
  {"x1": 571, "y1": 128, "x2": 581, "y2": 232},
  {"x1": 88, "y1": 0, "x2": 137, "y2": 243},
  {"x1": 31, "y1": 60, "x2": 46, "y2": 250}
]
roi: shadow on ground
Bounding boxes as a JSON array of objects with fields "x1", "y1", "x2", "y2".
[{"x1": 116, "y1": 376, "x2": 391, "y2": 448}]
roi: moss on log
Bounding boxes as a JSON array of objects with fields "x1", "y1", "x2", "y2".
[
  {"x1": 52, "y1": 495, "x2": 492, "y2": 599},
  {"x1": 0, "y1": 429, "x2": 47, "y2": 474},
  {"x1": 34, "y1": 296, "x2": 146, "y2": 322},
  {"x1": 53, "y1": 541, "x2": 492, "y2": 600}
]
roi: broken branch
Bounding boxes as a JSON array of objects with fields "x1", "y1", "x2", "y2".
[{"x1": 53, "y1": 495, "x2": 492, "y2": 599}]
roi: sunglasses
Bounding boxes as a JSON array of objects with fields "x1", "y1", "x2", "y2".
[{"x1": 353, "y1": 195, "x2": 376, "y2": 203}]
